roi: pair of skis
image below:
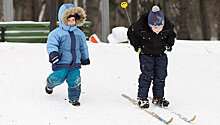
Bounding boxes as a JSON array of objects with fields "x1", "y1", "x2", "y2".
[{"x1": 121, "y1": 94, "x2": 196, "y2": 124}]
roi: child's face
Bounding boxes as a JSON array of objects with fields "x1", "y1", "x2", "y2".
[
  {"x1": 67, "y1": 17, "x2": 76, "y2": 26},
  {"x1": 151, "y1": 26, "x2": 163, "y2": 34}
]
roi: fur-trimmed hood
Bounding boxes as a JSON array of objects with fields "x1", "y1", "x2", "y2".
[{"x1": 58, "y1": 4, "x2": 86, "y2": 30}]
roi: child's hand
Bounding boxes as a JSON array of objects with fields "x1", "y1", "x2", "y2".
[
  {"x1": 49, "y1": 51, "x2": 60, "y2": 64},
  {"x1": 81, "y1": 59, "x2": 90, "y2": 66},
  {"x1": 52, "y1": 57, "x2": 60, "y2": 64},
  {"x1": 137, "y1": 48, "x2": 141, "y2": 53},
  {"x1": 166, "y1": 46, "x2": 172, "y2": 52},
  {"x1": 134, "y1": 48, "x2": 141, "y2": 53}
]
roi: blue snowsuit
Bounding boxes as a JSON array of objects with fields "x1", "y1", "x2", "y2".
[{"x1": 46, "y1": 4, "x2": 89, "y2": 101}]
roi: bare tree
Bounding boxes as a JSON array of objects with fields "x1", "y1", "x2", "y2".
[
  {"x1": 7, "y1": 0, "x2": 220, "y2": 40},
  {"x1": 130, "y1": 0, "x2": 138, "y2": 24},
  {"x1": 199, "y1": 0, "x2": 211, "y2": 40},
  {"x1": 217, "y1": 1, "x2": 220, "y2": 40},
  {"x1": 109, "y1": 0, "x2": 118, "y2": 28},
  {"x1": 176, "y1": 0, "x2": 191, "y2": 40},
  {"x1": 86, "y1": 0, "x2": 102, "y2": 38},
  {"x1": 218, "y1": 18, "x2": 220, "y2": 40},
  {"x1": 138, "y1": 0, "x2": 152, "y2": 17},
  {"x1": 64, "y1": 0, "x2": 73, "y2": 3},
  {"x1": 31, "y1": 0, "x2": 37, "y2": 21},
  {"x1": 13, "y1": 0, "x2": 24, "y2": 21},
  {"x1": 78, "y1": 0, "x2": 83, "y2": 7},
  {"x1": 0, "y1": 0, "x2": 3, "y2": 21},
  {"x1": 206, "y1": 0, "x2": 219, "y2": 40},
  {"x1": 186, "y1": 0, "x2": 203, "y2": 40}
]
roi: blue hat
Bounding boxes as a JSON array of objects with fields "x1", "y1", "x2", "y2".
[{"x1": 148, "y1": 6, "x2": 164, "y2": 27}]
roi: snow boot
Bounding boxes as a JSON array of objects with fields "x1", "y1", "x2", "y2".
[
  {"x1": 45, "y1": 85, "x2": 53, "y2": 94},
  {"x1": 152, "y1": 97, "x2": 169, "y2": 107},
  {"x1": 69, "y1": 100, "x2": 80, "y2": 106},
  {"x1": 137, "y1": 97, "x2": 149, "y2": 108}
]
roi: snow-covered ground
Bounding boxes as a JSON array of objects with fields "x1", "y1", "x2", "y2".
[{"x1": 0, "y1": 40, "x2": 220, "y2": 125}]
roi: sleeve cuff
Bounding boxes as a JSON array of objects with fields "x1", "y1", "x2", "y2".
[
  {"x1": 49, "y1": 51, "x2": 59, "y2": 63},
  {"x1": 81, "y1": 59, "x2": 90, "y2": 65}
]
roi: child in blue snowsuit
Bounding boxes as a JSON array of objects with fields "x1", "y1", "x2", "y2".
[
  {"x1": 45, "y1": 4, "x2": 90, "y2": 106},
  {"x1": 127, "y1": 6, "x2": 176, "y2": 108}
]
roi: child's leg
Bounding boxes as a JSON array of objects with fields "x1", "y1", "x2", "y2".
[
  {"x1": 66, "y1": 69, "x2": 81, "y2": 101},
  {"x1": 138, "y1": 55, "x2": 154, "y2": 98},
  {"x1": 153, "y1": 54, "x2": 168, "y2": 98},
  {"x1": 47, "y1": 68, "x2": 69, "y2": 89}
]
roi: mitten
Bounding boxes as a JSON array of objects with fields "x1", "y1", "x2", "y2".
[
  {"x1": 134, "y1": 47, "x2": 141, "y2": 53},
  {"x1": 166, "y1": 46, "x2": 172, "y2": 52},
  {"x1": 137, "y1": 48, "x2": 141, "y2": 53},
  {"x1": 81, "y1": 59, "x2": 90, "y2": 66},
  {"x1": 49, "y1": 51, "x2": 60, "y2": 64}
]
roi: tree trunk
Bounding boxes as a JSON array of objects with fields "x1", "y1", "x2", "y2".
[
  {"x1": 130, "y1": 0, "x2": 137, "y2": 24},
  {"x1": 86, "y1": 0, "x2": 102, "y2": 39},
  {"x1": 176, "y1": 0, "x2": 191, "y2": 40},
  {"x1": 217, "y1": 1, "x2": 220, "y2": 40},
  {"x1": 218, "y1": 19, "x2": 220, "y2": 40},
  {"x1": 78, "y1": 0, "x2": 83, "y2": 7},
  {"x1": 63, "y1": 0, "x2": 73, "y2": 3},
  {"x1": 206, "y1": 0, "x2": 216, "y2": 40},
  {"x1": 199, "y1": 0, "x2": 211, "y2": 40},
  {"x1": 138, "y1": 0, "x2": 152, "y2": 17},
  {"x1": 186, "y1": 0, "x2": 203, "y2": 40},
  {"x1": 42, "y1": 0, "x2": 50, "y2": 21},
  {"x1": 0, "y1": 0, "x2": 3, "y2": 21}
]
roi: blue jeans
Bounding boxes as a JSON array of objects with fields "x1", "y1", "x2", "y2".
[{"x1": 47, "y1": 68, "x2": 81, "y2": 101}]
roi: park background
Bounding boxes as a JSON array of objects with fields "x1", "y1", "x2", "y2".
[{"x1": 0, "y1": 0, "x2": 220, "y2": 41}]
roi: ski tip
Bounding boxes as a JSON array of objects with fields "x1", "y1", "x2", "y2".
[
  {"x1": 187, "y1": 115, "x2": 196, "y2": 122},
  {"x1": 166, "y1": 117, "x2": 173, "y2": 124},
  {"x1": 121, "y1": 94, "x2": 127, "y2": 97}
]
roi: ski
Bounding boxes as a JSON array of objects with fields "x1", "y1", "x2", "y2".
[
  {"x1": 148, "y1": 96, "x2": 196, "y2": 122},
  {"x1": 121, "y1": 94, "x2": 173, "y2": 124}
]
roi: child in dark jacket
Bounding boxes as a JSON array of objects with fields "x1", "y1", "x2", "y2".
[
  {"x1": 127, "y1": 5, "x2": 176, "y2": 108},
  {"x1": 45, "y1": 4, "x2": 90, "y2": 106}
]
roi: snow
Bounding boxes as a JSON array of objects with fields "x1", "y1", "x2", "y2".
[
  {"x1": 107, "y1": 27, "x2": 129, "y2": 44},
  {"x1": 0, "y1": 40, "x2": 220, "y2": 125}
]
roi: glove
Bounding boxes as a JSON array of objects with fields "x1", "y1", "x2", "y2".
[
  {"x1": 134, "y1": 47, "x2": 141, "y2": 53},
  {"x1": 166, "y1": 46, "x2": 172, "y2": 52},
  {"x1": 134, "y1": 47, "x2": 138, "y2": 52},
  {"x1": 49, "y1": 51, "x2": 60, "y2": 64},
  {"x1": 137, "y1": 48, "x2": 141, "y2": 53},
  {"x1": 81, "y1": 59, "x2": 90, "y2": 66}
]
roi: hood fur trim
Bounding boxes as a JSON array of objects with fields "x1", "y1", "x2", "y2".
[{"x1": 62, "y1": 7, "x2": 86, "y2": 26}]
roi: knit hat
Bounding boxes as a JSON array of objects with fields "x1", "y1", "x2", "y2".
[{"x1": 148, "y1": 6, "x2": 164, "y2": 27}]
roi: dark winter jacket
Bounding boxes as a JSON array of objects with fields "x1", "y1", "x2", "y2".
[{"x1": 127, "y1": 13, "x2": 176, "y2": 56}]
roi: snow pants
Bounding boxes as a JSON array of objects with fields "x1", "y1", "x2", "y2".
[
  {"x1": 138, "y1": 54, "x2": 168, "y2": 98},
  {"x1": 47, "y1": 68, "x2": 81, "y2": 101}
]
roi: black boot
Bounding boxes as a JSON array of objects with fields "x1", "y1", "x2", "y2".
[
  {"x1": 45, "y1": 85, "x2": 53, "y2": 94},
  {"x1": 152, "y1": 97, "x2": 169, "y2": 107},
  {"x1": 69, "y1": 100, "x2": 80, "y2": 106},
  {"x1": 137, "y1": 97, "x2": 149, "y2": 108}
]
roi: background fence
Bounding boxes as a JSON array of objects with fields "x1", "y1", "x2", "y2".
[{"x1": 0, "y1": 21, "x2": 92, "y2": 43}]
